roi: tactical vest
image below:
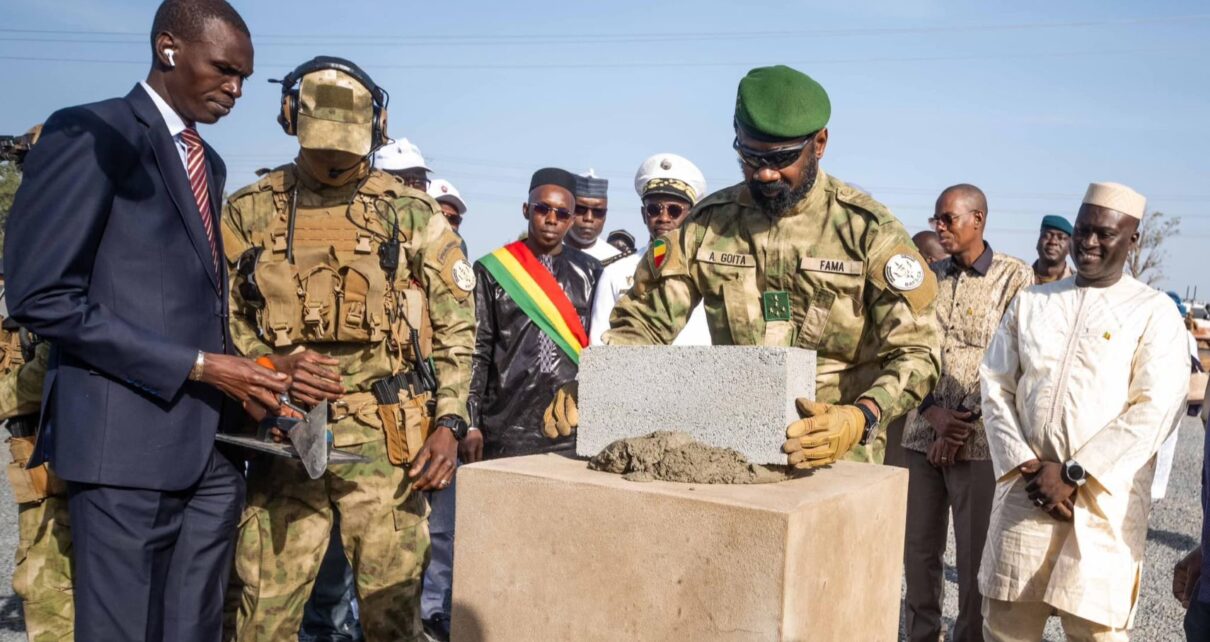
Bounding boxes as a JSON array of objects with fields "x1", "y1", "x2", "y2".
[
  {"x1": 0, "y1": 319, "x2": 27, "y2": 378},
  {"x1": 236, "y1": 168, "x2": 433, "y2": 362}
]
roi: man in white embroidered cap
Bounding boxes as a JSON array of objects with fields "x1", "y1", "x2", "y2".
[{"x1": 978, "y1": 182, "x2": 1189, "y2": 640}]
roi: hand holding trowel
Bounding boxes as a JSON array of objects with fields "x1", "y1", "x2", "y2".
[{"x1": 216, "y1": 354, "x2": 368, "y2": 479}]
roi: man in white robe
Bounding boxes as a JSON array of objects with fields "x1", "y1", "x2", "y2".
[
  {"x1": 590, "y1": 153, "x2": 711, "y2": 346},
  {"x1": 978, "y1": 182, "x2": 1188, "y2": 640}
]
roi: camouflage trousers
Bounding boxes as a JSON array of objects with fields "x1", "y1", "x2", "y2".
[
  {"x1": 8, "y1": 438, "x2": 74, "y2": 642},
  {"x1": 225, "y1": 436, "x2": 430, "y2": 642}
]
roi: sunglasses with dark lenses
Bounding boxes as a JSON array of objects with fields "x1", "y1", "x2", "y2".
[
  {"x1": 732, "y1": 136, "x2": 811, "y2": 170},
  {"x1": 530, "y1": 202, "x2": 573, "y2": 220},
  {"x1": 644, "y1": 202, "x2": 686, "y2": 219},
  {"x1": 446, "y1": 214, "x2": 463, "y2": 227},
  {"x1": 574, "y1": 204, "x2": 608, "y2": 219}
]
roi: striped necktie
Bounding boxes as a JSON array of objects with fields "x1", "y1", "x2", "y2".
[{"x1": 179, "y1": 127, "x2": 219, "y2": 277}]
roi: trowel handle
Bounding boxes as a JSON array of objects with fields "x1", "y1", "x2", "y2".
[{"x1": 256, "y1": 356, "x2": 303, "y2": 417}]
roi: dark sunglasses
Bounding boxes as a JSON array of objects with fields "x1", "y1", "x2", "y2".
[
  {"x1": 732, "y1": 135, "x2": 812, "y2": 170},
  {"x1": 446, "y1": 214, "x2": 463, "y2": 227},
  {"x1": 930, "y1": 211, "x2": 978, "y2": 229},
  {"x1": 575, "y1": 204, "x2": 607, "y2": 219},
  {"x1": 530, "y1": 202, "x2": 572, "y2": 220},
  {"x1": 644, "y1": 202, "x2": 686, "y2": 219}
]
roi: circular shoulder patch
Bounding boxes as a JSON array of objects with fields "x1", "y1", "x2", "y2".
[
  {"x1": 884, "y1": 254, "x2": 925, "y2": 291},
  {"x1": 452, "y1": 259, "x2": 476, "y2": 292}
]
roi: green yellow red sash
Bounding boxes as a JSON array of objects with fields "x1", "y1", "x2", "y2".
[{"x1": 479, "y1": 241, "x2": 589, "y2": 363}]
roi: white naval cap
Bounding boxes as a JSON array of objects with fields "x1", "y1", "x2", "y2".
[
  {"x1": 372, "y1": 138, "x2": 431, "y2": 172},
  {"x1": 427, "y1": 178, "x2": 467, "y2": 215},
  {"x1": 633, "y1": 153, "x2": 707, "y2": 205}
]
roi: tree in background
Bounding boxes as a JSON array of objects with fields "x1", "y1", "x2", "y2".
[{"x1": 1127, "y1": 211, "x2": 1181, "y2": 286}]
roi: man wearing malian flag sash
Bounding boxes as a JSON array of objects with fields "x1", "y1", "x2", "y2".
[{"x1": 464, "y1": 168, "x2": 603, "y2": 462}]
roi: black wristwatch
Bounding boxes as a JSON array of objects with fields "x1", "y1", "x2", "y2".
[
  {"x1": 1061, "y1": 459, "x2": 1087, "y2": 487},
  {"x1": 435, "y1": 414, "x2": 469, "y2": 441},
  {"x1": 856, "y1": 403, "x2": 880, "y2": 446}
]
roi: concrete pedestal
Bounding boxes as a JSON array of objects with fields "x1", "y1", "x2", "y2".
[{"x1": 451, "y1": 454, "x2": 908, "y2": 642}]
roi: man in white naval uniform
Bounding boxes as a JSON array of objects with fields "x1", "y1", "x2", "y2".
[{"x1": 590, "y1": 153, "x2": 710, "y2": 346}]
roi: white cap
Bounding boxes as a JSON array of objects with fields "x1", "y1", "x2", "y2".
[
  {"x1": 633, "y1": 153, "x2": 707, "y2": 205},
  {"x1": 373, "y1": 138, "x2": 431, "y2": 172},
  {"x1": 427, "y1": 178, "x2": 467, "y2": 215},
  {"x1": 1082, "y1": 182, "x2": 1146, "y2": 220}
]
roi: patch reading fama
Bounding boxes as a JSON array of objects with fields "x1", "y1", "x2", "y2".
[
  {"x1": 884, "y1": 254, "x2": 925, "y2": 291},
  {"x1": 451, "y1": 259, "x2": 475, "y2": 292},
  {"x1": 800, "y1": 257, "x2": 863, "y2": 276},
  {"x1": 695, "y1": 248, "x2": 755, "y2": 268}
]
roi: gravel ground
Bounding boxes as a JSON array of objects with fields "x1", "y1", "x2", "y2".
[
  {"x1": 901, "y1": 415, "x2": 1204, "y2": 641},
  {"x1": 0, "y1": 418, "x2": 1200, "y2": 641}
]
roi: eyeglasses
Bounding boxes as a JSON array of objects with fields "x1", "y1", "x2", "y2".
[
  {"x1": 930, "y1": 211, "x2": 979, "y2": 229},
  {"x1": 446, "y1": 214, "x2": 463, "y2": 227},
  {"x1": 733, "y1": 135, "x2": 812, "y2": 171},
  {"x1": 530, "y1": 202, "x2": 572, "y2": 220},
  {"x1": 574, "y1": 204, "x2": 607, "y2": 219},
  {"x1": 644, "y1": 202, "x2": 686, "y2": 219}
]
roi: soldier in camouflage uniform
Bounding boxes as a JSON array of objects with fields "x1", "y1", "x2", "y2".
[
  {"x1": 546, "y1": 65, "x2": 941, "y2": 467},
  {"x1": 0, "y1": 125, "x2": 75, "y2": 642},
  {"x1": 0, "y1": 328, "x2": 73, "y2": 642},
  {"x1": 221, "y1": 57, "x2": 475, "y2": 641}
]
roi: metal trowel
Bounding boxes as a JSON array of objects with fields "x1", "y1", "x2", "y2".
[{"x1": 216, "y1": 398, "x2": 368, "y2": 479}]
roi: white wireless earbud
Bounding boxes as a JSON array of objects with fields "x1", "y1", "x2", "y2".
[{"x1": 164, "y1": 49, "x2": 176, "y2": 67}]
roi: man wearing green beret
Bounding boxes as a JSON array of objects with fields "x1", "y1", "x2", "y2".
[
  {"x1": 545, "y1": 65, "x2": 941, "y2": 468},
  {"x1": 1033, "y1": 214, "x2": 1074, "y2": 284}
]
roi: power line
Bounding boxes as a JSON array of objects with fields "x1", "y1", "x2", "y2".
[
  {"x1": 0, "y1": 14, "x2": 1204, "y2": 43},
  {"x1": 3, "y1": 47, "x2": 1190, "y2": 71}
]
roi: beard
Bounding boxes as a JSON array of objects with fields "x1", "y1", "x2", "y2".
[{"x1": 747, "y1": 154, "x2": 819, "y2": 217}]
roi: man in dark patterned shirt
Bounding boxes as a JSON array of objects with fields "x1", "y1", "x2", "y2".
[{"x1": 901, "y1": 184, "x2": 1034, "y2": 642}]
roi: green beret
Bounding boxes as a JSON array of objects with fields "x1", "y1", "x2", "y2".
[
  {"x1": 1040, "y1": 214, "x2": 1073, "y2": 236},
  {"x1": 734, "y1": 65, "x2": 831, "y2": 141}
]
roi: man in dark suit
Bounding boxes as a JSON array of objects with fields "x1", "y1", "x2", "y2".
[{"x1": 3, "y1": 2, "x2": 290, "y2": 640}]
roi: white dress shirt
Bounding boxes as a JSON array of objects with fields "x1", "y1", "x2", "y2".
[{"x1": 139, "y1": 81, "x2": 189, "y2": 170}]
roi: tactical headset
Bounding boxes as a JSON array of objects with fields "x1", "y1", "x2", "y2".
[{"x1": 273, "y1": 56, "x2": 390, "y2": 150}]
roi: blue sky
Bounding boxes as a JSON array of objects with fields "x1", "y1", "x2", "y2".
[{"x1": 3, "y1": 1, "x2": 1208, "y2": 295}]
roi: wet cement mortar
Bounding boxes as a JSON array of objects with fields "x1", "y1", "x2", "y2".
[{"x1": 588, "y1": 430, "x2": 788, "y2": 484}]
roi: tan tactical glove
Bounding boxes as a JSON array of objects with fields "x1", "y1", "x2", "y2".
[
  {"x1": 783, "y1": 399, "x2": 865, "y2": 469},
  {"x1": 542, "y1": 381, "x2": 579, "y2": 439}
]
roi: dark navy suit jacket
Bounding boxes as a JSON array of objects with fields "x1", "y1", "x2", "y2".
[{"x1": 5, "y1": 85, "x2": 236, "y2": 491}]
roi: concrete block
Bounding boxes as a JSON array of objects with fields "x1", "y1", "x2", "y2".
[
  {"x1": 452, "y1": 454, "x2": 908, "y2": 642},
  {"x1": 576, "y1": 346, "x2": 816, "y2": 464}
]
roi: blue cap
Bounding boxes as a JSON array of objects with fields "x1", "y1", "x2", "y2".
[
  {"x1": 1040, "y1": 215, "x2": 1073, "y2": 236},
  {"x1": 1167, "y1": 291, "x2": 1188, "y2": 317}
]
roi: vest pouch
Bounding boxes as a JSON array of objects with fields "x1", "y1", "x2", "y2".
[
  {"x1": 337, "y1": 256, "x2": 389, "y2": 344},
  {"x1": 254, "y1": 258, "x2": 303, "y2": 348},
  {"x1": 390, "y1": 286, "x2": 434, "y2": 359},
  {"x1": 6, "y1": 436, "x2": 63, "y2": 504},
  {"x1": 400, "y1": 391, "x2": 433, "y2": 464},
  {"x1": 296, "y1": 248, "x2": 341, "y2": 343}
]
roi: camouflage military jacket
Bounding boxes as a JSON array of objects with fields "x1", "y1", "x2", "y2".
[
  {"x1": 605, "y1": 172, "x2": 941, "y2": 426},
  {"x1": 222, "y1": 165, "x2": 476, "y2": 430}
]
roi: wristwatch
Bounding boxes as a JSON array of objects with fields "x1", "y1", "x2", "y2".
[
  {"x1": 1061, "y1": 459, "x2": 1087, "y2": 487},
  {"x1": 435, "y1": 414, "x2": 469, "y2": 441},
  {"x1": 856, "y1": 403, "x2": 880, "y2": 446},
  {"x1": 188, "y1": 351, "x2": 206, "y2": 382}
]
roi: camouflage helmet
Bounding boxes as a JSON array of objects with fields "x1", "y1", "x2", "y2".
[{"x1": 296, "y1": 68, "x2": 376, "y2": 156}]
